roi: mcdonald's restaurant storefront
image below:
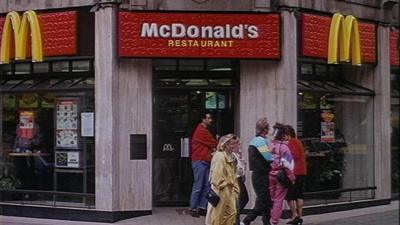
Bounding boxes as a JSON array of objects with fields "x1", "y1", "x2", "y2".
[{"x1": 0, "y1": 3, "x2": 398, "y2": 223}]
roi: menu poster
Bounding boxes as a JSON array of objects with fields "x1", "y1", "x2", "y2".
[
  {"x1": 321, "y1": 122, "x2": 335, "y2": 143},
  {"x1": 320, "y1": 110, "x2": 335, "y2": 143},
  {"x1": 19, "y1": 111, "x2": 35, "y2": 138},
  {"x1": 56, "y1": 99, "x2": 79, "y2": 148}
]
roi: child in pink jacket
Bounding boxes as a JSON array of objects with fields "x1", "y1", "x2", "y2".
[{"x1": 269, "y1": 123, "x2": 295, "y2": 225}]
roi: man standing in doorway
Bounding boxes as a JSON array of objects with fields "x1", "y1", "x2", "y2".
[{"x1": 189, "y1": 113, "x2": 218, "y2": 217}]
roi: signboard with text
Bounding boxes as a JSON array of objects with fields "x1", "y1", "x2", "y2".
[{"x1": 118, "y1": 12, "x2": 280, "y2": 59}]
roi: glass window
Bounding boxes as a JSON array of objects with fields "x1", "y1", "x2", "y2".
[
  {"x1": 391, "y1": 71, "x2": 399, "y2": 198},
  {"x1": 207, "y1": 60, "x2": 232, "y2": 71},
  {"x1": 72, "y1": 60, "x2": 91, "y2": 72},
  {"x1": 33, "y1": 63, "x2": 50, "y2": 73},
  {"x1": 153, "y1": 59, "x2": 177, "y2": 71},
  {"x1": 298, "y1": 92, "x2": 374, "y2": 201},
  {"x1": 179, "y1": 60, "x2": 204, "y2": 71},
  {"x1": 0, "y1": 64, "x2": 13, "y2": 76},
  {"x1": 315, "y1": 64, "x2": 327, "y2": 77},
  {"x1": 0, "y1": 92, "x2": 95, "y2": 208},
  {"x1": 301, "y1": 63, "x2": 313, "y2": 77},
  {"x1": 15, "y1": 63, "x2": 31, "y2": 75},
  {"x1": 52, "y1": 61, "x2": 70, "y2": 72}
]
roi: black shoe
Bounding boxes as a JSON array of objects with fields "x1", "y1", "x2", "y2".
[
  {"x1": 189, "y1": 209, "x2": 199, "y2": 218},
  {"x1": 287, "y1": 217, "x2": 302, "y2": 225},
  {"x1": 198, "y1": 208, "x2": 207, "y2": 216}
]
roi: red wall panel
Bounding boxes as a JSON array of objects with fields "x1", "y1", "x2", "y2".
[
  {"x1": 390, "y1": 30, "x2": 399, "y2": 66},
  {"x1": 302, "y1": 13, "x2": 377, "y2": 64},
  {"x1": 0, "y1": 11, "x2": 77, "y2": 60}
]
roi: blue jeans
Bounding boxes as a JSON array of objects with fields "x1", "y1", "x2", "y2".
[{"x1": 190, "y1": 160, "x2": 210, "y2": 210}]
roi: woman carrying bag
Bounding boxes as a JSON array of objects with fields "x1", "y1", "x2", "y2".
[
  {"x1": 205, "y1": 134, "x2": 240, "y2": 225},
  {"x1": 269, "y1": 123, "x2": 295, "y2": 225}
]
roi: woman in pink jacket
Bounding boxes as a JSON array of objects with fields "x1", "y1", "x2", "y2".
[{"x1": 269, "y1": 123, "x2": 295, "y2": 225}]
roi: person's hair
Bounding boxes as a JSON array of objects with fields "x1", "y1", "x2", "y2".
[
  {"x1": 255, "y1": 117, "x2": 269, "y2": 135},
  {"x1": 286, "y1": 125, "x2": 297, "y2": 138},
  {"x1": 217, "y1": 133, "x2": 238, "y2": 152},
  {"x1": 273, "y1": 123, "x2": 288, "y2": 141}
]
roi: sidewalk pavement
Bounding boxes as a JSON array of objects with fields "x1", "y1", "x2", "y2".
[{"x1": 0, "y1": 201, "x2": 398, "y2": 225}]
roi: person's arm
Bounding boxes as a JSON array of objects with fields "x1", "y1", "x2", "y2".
[
  {"x1": 193, "y1": 126, "x2": 217, "y2": 148},
  {"x1": 289, "y1": 139, "x2": 302, "y2": 162},
  {"x1": 211, "y1": 153, "x2": 228, "y2": 190},
  {"x1": 282, "y1": 146, "x2": 296, "y2": 182}
]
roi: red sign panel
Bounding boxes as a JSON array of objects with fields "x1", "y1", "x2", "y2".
[
  {"x1": 0, "y1": 11, "x2": 77, "y2": 59},
  {"x1": 302, "y1": 13, "x2": 377, "y2": 63},
  {"x1": 390, "y1": 30, "x2": 399, "y2": 66},
  {"x1": 118, "y1": 12, "x2": 280, "y2": 59}
]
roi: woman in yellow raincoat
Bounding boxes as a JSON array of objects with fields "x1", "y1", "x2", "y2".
[{"x1": 207, "y1": 134, "x2": 240, "y2": 225}]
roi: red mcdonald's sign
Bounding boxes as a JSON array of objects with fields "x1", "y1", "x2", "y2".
[{"x1": 118, "y1": 12, "x2": 281, "y2": 59}]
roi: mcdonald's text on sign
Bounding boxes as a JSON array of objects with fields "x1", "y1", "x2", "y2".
[{"x1": 119, "y1": 12, "x2": 280, "y2": 59}]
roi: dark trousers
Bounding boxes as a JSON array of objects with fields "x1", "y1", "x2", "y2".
[
  {"x1": 236, "y1": 176, "x2": 249, "y2": 224},
  {"x1": 242, "y1": 172, "x2": 272, "y2": 225}
]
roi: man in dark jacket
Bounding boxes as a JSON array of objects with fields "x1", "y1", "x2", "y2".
[{"x1": 241, "y1": 117, "x2": 273, "y2": 225}]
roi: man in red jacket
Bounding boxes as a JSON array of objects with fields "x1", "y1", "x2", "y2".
[{"x1": 189, "y1": 113, "x2": 218, "y2": 217}]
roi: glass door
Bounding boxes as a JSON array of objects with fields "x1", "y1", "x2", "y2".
[{"x1": 153, "y1": 88, "x2": 235, "y2": 206}]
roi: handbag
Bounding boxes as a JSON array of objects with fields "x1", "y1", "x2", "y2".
[
  {"x1": 277, "y1": 168, "x2": 291, "y2": 188},
  {"x1": 205, "y1": 188, "x2": 220, "y2": 207},
  {"x1": 276, "y1": 144, "x2": 292, "y2": 188}
]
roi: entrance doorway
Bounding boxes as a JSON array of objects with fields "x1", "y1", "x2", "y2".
[{"x1": 152, "y1": 59, "x2": 238, "y2": 206}]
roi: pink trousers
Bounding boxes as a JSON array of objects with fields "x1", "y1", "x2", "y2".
[{"x1": 269, "y1": 175, "x2": 288, "y2": 225}]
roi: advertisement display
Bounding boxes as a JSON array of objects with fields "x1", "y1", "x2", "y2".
[
  {"x1": 321, "y1": 110, "x2": 335, "y2": 143},
  {"x1": 119, "y1": 12, "x2": 280, "y2": 59},
  {"x1": 55, "y1": 151, "x2": 81, "y2": 168},
  {"x1": 56, "y1": 99, "x2": 79, "y2": 148}
]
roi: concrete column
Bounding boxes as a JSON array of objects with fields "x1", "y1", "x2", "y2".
[
  {"x1": 240, "y1": 10, "x2": 298, "y2": 206},
  {"x1": 374, "y1": 25, "x2": 391, "y2": 199},
  {"x1": 94, "y1": 3, "x2": 120, "y2": 211}
]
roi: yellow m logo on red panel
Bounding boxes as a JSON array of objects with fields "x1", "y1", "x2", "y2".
[
  {"x1": 0, "y1": 10, "x2": 43, "y2": 64},
  {"x1": 327, "y1": 13, "x2": 361, "y2": 66}
]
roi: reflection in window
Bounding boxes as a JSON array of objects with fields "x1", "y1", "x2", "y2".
[
  {"x1": 33, "y1": 63, "x2": 49, "y2": 73},
  {"x1": 72, "y1": 60, "x2": 91, "y2": 72},
  {"x1": 15, "y1": 63, "x2": 31, "y2": 75},
  {"x1": 299, "y1": 92, "x2": 374, "y2": 202},
  {"x1": 205, "y1": 92, "x2": 217, "y2": 109},
  {"x1": 52, "y1": 61, "x2": 70, "y2": 72},
  {"x1": 301, "y1": 63, "x2": 313, "y2": 75},
  {"x1": 179, "y1": 60, "x2": 204, "y2": 71}
]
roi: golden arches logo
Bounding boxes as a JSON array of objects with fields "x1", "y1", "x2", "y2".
[
  {"x1": 327, "y1": 13, "x2": 361, "y2": 66},
  {"x1": 0, "y1": 10, "x2": 43, "y2": 64}
]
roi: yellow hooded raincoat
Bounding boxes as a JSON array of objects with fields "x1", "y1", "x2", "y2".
[{"x1": 209, "y1": 151, "x2": 239, "y2": 225}]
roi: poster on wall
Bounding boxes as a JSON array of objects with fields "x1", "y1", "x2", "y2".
[
  {"x1": 19, "y1": 94, "x2": 39, "y2": 108},
  {"x1": 81, "y1": 112, "x2": 94, "y2": 137},
  {"x1": 299, "y1": 93, "x2": 317, "y2": 110},
  {"x1": 19, "y1": 111, "x2": 35, "y2": 138},
  {"x1": 320, "y1": 110, "x2": 335, "y2": 143},
  {"x1": 55, "y1": 151, "x2": 81, "y2": 168},
  {"x1": 56, "y1": 100, "x2": 79, "y2": 148}
]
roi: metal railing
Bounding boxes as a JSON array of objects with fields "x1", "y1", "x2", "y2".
[
  {"x1": 0, "y1": 189, "x2": 95, "y2": 209},
  {"x1": 303, "y1": 186, "x2": 377, "y2": 205}
]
